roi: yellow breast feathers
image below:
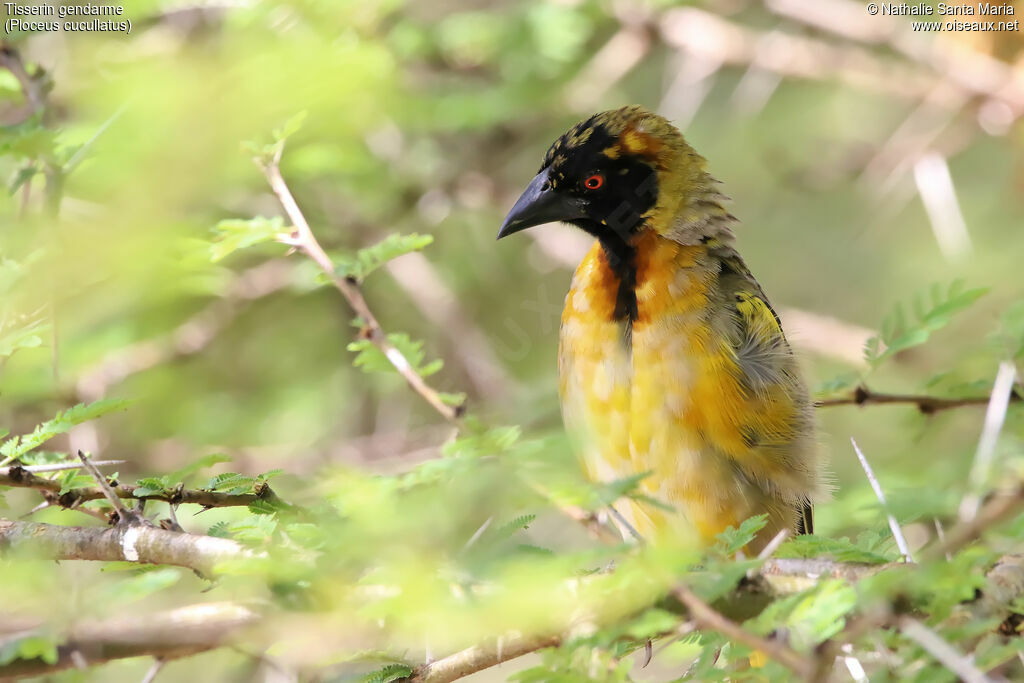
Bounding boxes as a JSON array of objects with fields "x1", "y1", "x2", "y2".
[{"x1": 559, "y1": 231, "x2": 821, "y2": 548}]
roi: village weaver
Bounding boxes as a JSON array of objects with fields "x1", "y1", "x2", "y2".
[{"x1": 498, "y1": 106, "x2": 826, "y2": 550}]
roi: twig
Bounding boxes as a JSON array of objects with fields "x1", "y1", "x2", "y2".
[
  {"x1": 851, "y1": 438, "x2": 913, "y2": 562},
  {"x1": 0, "y1": 602, "x2": 259, "y2": 678},
  {"x1": 672, "y1": 584, "x2": 814, "y2": 678},
  {"x1": 0, "y1": 519, "x2": 251, "y2": 574},
  {"x1": 926, "y1": 483, "x2": 1024, "y2": 561},
  {"x1": 816, "y1": 385, "x2": 1023, "y2": 413},
  {"x1": 607, "y1": 505, "x2": 643, "y2": 542},
  {"x1": 0, "y1": 46, "x2": 46, "y2": 117},
  {"x1": 0, "y1": 460, "x2": 124, "y2": 474},
  {"x1": 960, "y1": 362, "x2": 1018, "y2": 522},
  {"x1": 406, "y1": 634, "x2": 562, "y2": 683},
  {"x1": 550, "y1": 502, "x2": 621, "y2": 544},
  {"x1": 659, "y1": 8, "x2": 936, "y2": 104},
  {"x1": 257, "y1": 146, "x2": 461, "y2": 424},
  {"x1": 898, "y1": 617, "x2": 996, "y2": 683},
  {"x1": 384, "y1": 252, "x2": 516, "y2": 402},
  {"x1": 756, "y1": 529, "x2": 789, "y2": 562},
  {"x1": 401, "y1": 553, "x2": 1018, "y2": 683},
  {"x1": 933, "y1": 518, "x2": 952, "y2": 562},
  {"x1": 565, "y1": 23, "x2": 651, "y2": 112},
  {"x1": 77, "y1": 450, "x2": 141, "y2": 525},
  {"x1": 0, "y1": 466, "x2": 284, "y2": 509},
  {"x1": 914, "y1": 152, "x2": 972, "y2": 262},
  {"x1": 140, "y1": 658, "x2": 165, "y2": 683},
  {"x1": 761, "y1": 0, "x2": 1024, "y2": 120}
]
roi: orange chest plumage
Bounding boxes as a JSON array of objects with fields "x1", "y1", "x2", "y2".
[{"x1": 558, "y1": 231, "x2": 779, "y2": 543}]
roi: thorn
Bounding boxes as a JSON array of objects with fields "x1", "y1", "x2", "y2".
[{"x1": 642, "y1": 639, "x2": 653, "y2": 668}]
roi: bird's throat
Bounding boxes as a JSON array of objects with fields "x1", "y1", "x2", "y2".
[{"x1": 593, "y1": 229, "x2": 638, "y2": 325}]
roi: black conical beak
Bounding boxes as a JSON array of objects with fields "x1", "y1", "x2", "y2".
[{"x1": 497, "y1": 168, "x2": 589, "y2": 240}]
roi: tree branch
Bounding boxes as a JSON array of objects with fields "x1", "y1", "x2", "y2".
[
  {"x1": 815, "y1": 385, "x2": 1023, "y2": 414},
  {"x1": 407, "y1": 634, "x2": 563, "y2": 683},
  {"x1": 672, "y1": 584, "x2": 814, "y2": 678},
  {"x1": 5, "y1": 513, "x2": 1021, "y2": 683},
  {"x1": 0, "y1": 602, "x2": 259, "y2": 679},
  {"x1": 77, "y1": 450, "x2": 141, "y2": 525},
  {"x1": 0, "y1": 519, "x2": 250, "y2": 574},
  {"x1": 256, "y1": 146, "x2": 462, "y2": 424},
  {"x1": 924, "y1": 482, "x2": 1024, "y2": 561},
  {"x1": 0, "y1": 45, "x2": 47, "y2": 121},
  {"x1": 898, "y1": 616, "x2": 993, "y2": 683},
  {"x1": 0, "y1": 465, "x2": 285, "y2": 510}
]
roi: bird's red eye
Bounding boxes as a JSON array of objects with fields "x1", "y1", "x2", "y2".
[{"x1": 583, "y1": 174, "x2": 604, "y2": 190}]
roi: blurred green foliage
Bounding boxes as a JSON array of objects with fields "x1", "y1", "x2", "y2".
[{"x1": 2, "y1": 0, "x2": 1024, "y2": 681}]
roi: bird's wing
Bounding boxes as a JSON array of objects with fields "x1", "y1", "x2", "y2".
[{"x1": 706, "y1": 241, "x2": 820, "y2": 525}]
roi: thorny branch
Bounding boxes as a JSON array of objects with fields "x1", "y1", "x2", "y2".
[
  {"x1": 0, "y1": 519, "x2": 251, "y2": 574},
  {"x1": 0, "y1": 45, "x2": 47, "y2": 120},
  {"x1": 77, "y1": 450, "x2": 142, "y2": 525},
  {"x1": 407, "y1": 634, "x2": 564, "y2": 683},
  {"x1": 0, "y1": 602, "x2": 259, "y2": 679},
  {"x1": 0, "y1": 465, "x2": 285, "y2": 510},
  {"x1": 3, "y1": 503, "x2": 1023, "y2": 681},
  {"x1": 816, "y1": 385, "x2": 1023, "y2": 414},
  {"x1": 405, "y1": 482, "x2": 1024, "y2": 683},
  {"x1": 672, "y1": 584, "x2": 813, "y2": 678},
  {"x1": 256, "y1": 145, "x2": 463, "y2": 424}
]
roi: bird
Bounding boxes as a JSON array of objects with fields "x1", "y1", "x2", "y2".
[{"x1": 497, "y1": 105, "x2": 826, "y2": 551}]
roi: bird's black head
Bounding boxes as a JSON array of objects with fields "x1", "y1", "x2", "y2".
[{"x1": 497, "y1": 106, "x2": 671, "y2": 243}]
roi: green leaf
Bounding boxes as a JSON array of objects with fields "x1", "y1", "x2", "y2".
[
  {"x1": 714, "y1": 514, "x2": 768, "y2": 555},
  {"x1": 439, "y1": 391, "x2": 467, "y2": 408},
  {"x1": 814, "y1": 372, "x2": 861, "y2": 399},
  {"x1": 748, "y1": 579, "x2": 857, "y2": 650},
  {"x1": 273, "y1": 110, "x2": 308, "y2": 143},
  {"x1": 114, "y1": 568, "x2": 181, "y2": 603},
  {"x1": 58, "y1": 472, "x2": 95, "y2": 496},
  {"x1": 776, "y1": 534, "x2": 892, "y2": 564},
  {"x1": 206, "y1": 472, "x2": 256, "y2": 494},
  {"x1": 623, "y1": 608, "x2": 682, "y2": 641},
  {"x1": 134, "y1": 476, "x2": 169, "y2": 498},
  {"x1": 0, "y1": 399, "x2": 130, "y2": 465},
  {"x1": 441, "y1": 425, "x2": 520, "y2": 459},
  {"x1": 348, "y1": 332, "x2": 443, "y2": 378},
  {"x1": 0, "y1": 635, "x2": 58, "y2": 666},
  {"x1": 335, "y1": 233, "x2": 434, "y2": 282},
  {"x1": 865, "y1": 279, "x2": 988, "y2": 368},
  {"x1": 0, "y1": 117, "x2": 58, "y2": 161},
  {"x1": 136, "y1": 477, "x2": 167, "y2": 491},
  {"x1": 227, "y1": 514, "x2": 278, "y2": 544},
  {"x1": 209, "y1": 216, "x2": 288, "y2": 262},
  {"x1": 990, "y1": 298, "x2": 1024, "y2": 360},
  {"x1": 8, "y1": 164, "x2": 37, "y2": 195},
  {"x1": 243, "y1": 111, "x2": 308, "y2": 161},
  {"x1": 248, "y1": 499, "x2": 282, "y2": 515},
  {"x1": 591, "y1": 471, "x2": 652, "y2": 508},
  {"x1": 492, "y1": 514, "x2": 536, "y2": 540},
  {"x1": 0, "y1": 251, "x2": 43, "y2": 296},
  {"x1": 167, "y1": 453, "x2": 233, "y2": 486},
  {"x1": 207, "y1": 521, "x2": 231, "y2": 538},
  {"x1": 0, "y1": 318, "x2": 48, "y2": 360},
  {"x1": 360, "y1": 663, "x2": 414, "y2": 683}
]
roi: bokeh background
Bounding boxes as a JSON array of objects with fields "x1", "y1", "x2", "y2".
[{"x1": 2, "y1": 0, "x2": 1024, "y2": 680}]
